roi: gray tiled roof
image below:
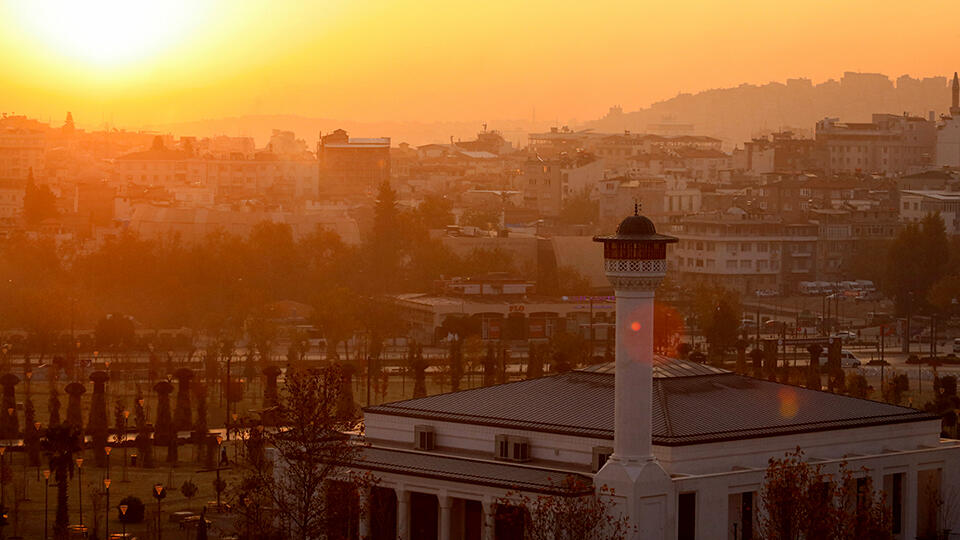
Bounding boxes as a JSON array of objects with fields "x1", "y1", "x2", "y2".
[
  {"x1": 365, "y1": 357, "x2": 934, "y2": 446},
  {"x1": 350, "y1": 446, "x2": 592, "y2": 495}
]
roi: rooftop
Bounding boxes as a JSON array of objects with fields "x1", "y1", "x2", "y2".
[
  {"x1": 349, "y1": 446, "x2": 592, "y2": 495},
  {"x1": 365, "y1": 356, "x2": 934, "y2": 446}
]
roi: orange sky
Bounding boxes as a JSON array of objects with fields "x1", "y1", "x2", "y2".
[{"x1": 1, "y1": 1, "x2": 958, "y2": 128}]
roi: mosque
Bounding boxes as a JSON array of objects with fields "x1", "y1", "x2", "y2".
[{"x1": 342, "y1": 211, "x2": 960, "y2": 540}]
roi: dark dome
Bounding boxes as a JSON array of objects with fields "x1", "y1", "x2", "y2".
[{"x1": 616, "y1": 214, "x2": 657, "y2": 236}]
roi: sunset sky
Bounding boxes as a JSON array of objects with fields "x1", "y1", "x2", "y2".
[{"x1": 1, "y1": 0, "x2": 958, "y2": 128}]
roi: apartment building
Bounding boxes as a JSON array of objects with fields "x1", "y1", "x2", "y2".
[
  {"x1": 318, "y1": 129, "x2": 390, "y2": 196},
  {"x1": 670, "y1": 209, "x2": 817, "y2": 294},
  {"x1": 816, "y1": 113, "x2": 935, "y2": 175},
  {"x1": 520, "y1": 153, "x2": 604, "y2": 217}
]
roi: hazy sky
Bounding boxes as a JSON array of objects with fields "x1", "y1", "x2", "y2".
[{"x1": 1, "y1": 0, "x2": 958, "y2": 128}]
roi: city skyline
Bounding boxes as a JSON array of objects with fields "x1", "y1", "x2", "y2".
[{"x1": 2, "y1": 0, "x2": 959, "y2": 128}]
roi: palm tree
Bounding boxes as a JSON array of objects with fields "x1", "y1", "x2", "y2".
[{"x1": 42, "y1": 424, "x2": 82, "y2": 540}]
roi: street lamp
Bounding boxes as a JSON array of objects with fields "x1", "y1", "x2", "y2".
[
  {"x1": 119, "y1": 503, "x2": 128, "y2": 538},
  {"x1": 215, "y1": 434, "x2": 224, "y2": 510},
  {"x1": 0, "y1": 445, "x2": 7, "y2": 508},
  {"x1": 122, "y1": 409, "x2": 130, "y2": 482},
  {"x1": 33, "y1": 421, "x2": 40, "y2": 481},
  {"x1": 103, "y1": 478, "x2": 111, "y2": 540},
  {"x1": 43, "y1": 469, "x2": 50, "y2": 540},
  {"x1": 75, "y1": 457, "x2": 83, "y2": 527},
  {"x1": 104, "y1": 445, "x2": 112, "y2": 480},
  {"x1": 153, "y1": 483, "x2": 166, "y2": 540}
]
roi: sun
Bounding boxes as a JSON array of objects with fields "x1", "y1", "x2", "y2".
[{"x1": 10, "y1": 0, "x2": 208, "y2": 68}]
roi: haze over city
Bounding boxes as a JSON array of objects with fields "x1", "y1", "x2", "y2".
[
  {"x1": 2, "y1": 1, "x2": 959, "y2": 129},
  {"x1": 5, "y1": 2, "x2": 960, "y2": 540}
]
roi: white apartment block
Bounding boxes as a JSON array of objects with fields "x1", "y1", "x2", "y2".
[{"x1": 670, "y1": 209, "x2": 817, "y2": 293}]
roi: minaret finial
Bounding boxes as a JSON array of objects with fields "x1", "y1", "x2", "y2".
[{"x1": 634, "y1": 199, "x2": 640, "y2": 216}]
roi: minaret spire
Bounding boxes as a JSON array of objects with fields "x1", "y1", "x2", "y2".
[{"x1": 952, "y1": 72, "x2": 959, "y2": 115}]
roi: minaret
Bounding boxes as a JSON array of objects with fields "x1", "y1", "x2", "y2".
[
  {"x1": 593, "y1": 206, "x2": 677, "y2": 539},
  {"x1": 952, "y1": 72, "x2": 959, "y2": 116}
]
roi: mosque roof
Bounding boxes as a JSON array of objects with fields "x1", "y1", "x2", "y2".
[{"x1": 365, "y1": 356, "x2": 934, "y2": 446}]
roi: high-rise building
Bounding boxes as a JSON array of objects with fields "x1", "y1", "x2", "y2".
[{"x1": 317, "y1": 129, "x2": 390, "y2": 196}]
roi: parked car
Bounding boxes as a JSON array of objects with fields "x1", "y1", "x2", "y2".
[
  {"x1": 831, "y1": 331, "x2": 857, "y2": 342},
  {"x1": 818, "y1": 349, "x2": 861, "y2": 368}
]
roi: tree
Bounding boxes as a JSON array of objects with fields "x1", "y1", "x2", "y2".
[
  {"x1": 460, "y1": 207, "x2": 501, "y2": 230},
  {"x1": 759, "y1": 448, "x2": 832, "y2": 540},
  {"x1": 42, "y1": 424, "x2": 83, "y2": 540},
  {"x1": 846, "y1": 374, "x2": 871, "y2": 399},
  {"x1": 557, "y1": 189, "x2": 599, "y2": 225},
  {"x1": 806, "y1": 344, "x2": 823, "y2": 390},
  {"x1": 87, "y1": 371, "x2": 110, "y2": 467},
  {"x1": 23, "y1": 395, "x2": 40, "y2": 466},
  {"x1": 928, "y1": 274, "x2": 960, "y2": 318},
  {"x1": 885, "y1": 214, "x2": 949, "y2": 316},
  {"x1": 23, "y1": 176, "x2": 58, "y2": 227},
  {"x1": 411, "y1": 344, "x2": 428, "y2": 399},
  {"x1": 48, "y1": 384, "x2": 61, "y2": 427},
  {"x1": 134, "y1": 387, "x2": 154, "y2": 468},
  {"x1": 94, "y1": 314, "x2": 136, "y2": 353},
  {"x1": 526, "y1": 343, "x2": 544, "y2": 379},
  {"x1": 882, "y1": 372, "x2": 910, "y2": 405},
  {"x1": 482, "y1": 343, "x2": 497, "y2": 386},
  {"x1": 758, "y1": 448, "x2": 892, "y2": 540},
  {"x1": 369, "y1": 181, "x2": 402, "y2": 293},
  {"x1": 180, "y1": 479, "x2": 199, "y2": 500},
  {"x1": 194, "y1": 384, "x2": 212, "y2": 466},
  {"x1": 412, "y1": 194, "x2": 454, "y2": 229},
  {"x1": 496, "y1": 476, "x2": 630, "y2": 540},
  {"x1": 235, "y1": 367, "x2": 376, "y2": 540},
  {"x1": 691, "y1": 286, "x2": 742, "y2": 363},
  {"x1": 449, "y1": 339, "x2": 464, "y2": 392}
]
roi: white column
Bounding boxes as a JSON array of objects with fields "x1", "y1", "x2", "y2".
[
  {"x1": 358, "y1": 485, "x2": 371, "y2": 539},
  {"x1": 904, "y1": 467, "x2": 918, "y2": 539},
  {"x1": 439, "y1": 496, "x2": 452, "y2": 540},
  {"x1": 613, "y1": 288, "x2": 656, "y2": 461},
  {"x1": 482, "y1": 498, "x2": 495, "y2": 540},
  {"x1": 396, "y1": 489, "x2": 410, "y2": 540}
]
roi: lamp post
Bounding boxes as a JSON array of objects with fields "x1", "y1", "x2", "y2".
[
  {"x1": 231, "y1": 413, "x2": 239, "y2": 461},
  {"x1": 103, "y1": 478, "x2": 111, "y2": 540},
  {"x1": 225, "y1": 352, "x2": 232, "y2": 442},
  {"x1": 33, "y1": 422, "x2": 40, "y2": 482},
  {"x1": 153, "y1": 483, "x2": 166, "y2": 540},
  {"x1": 122, "y1": 409, "x2": 129, "y2": 482},
  {"x1": 0, "y1": 445, "x2": 6, "y2": 508},
  {"x1": 119, "y1": 503, "x2": 128, "y2": 538},
  {"x1": 104, "y1": 445, "x2": 111, "y2": 481},
  {"x1": 75, "y1": 457, "x2": 83, "y2": 527},
  {"x1": 215, "y1": 434, "x2": 224, "y2": 510},
  {"x1": 43, "y1": 469, "x2": 50, "y2": 540}
]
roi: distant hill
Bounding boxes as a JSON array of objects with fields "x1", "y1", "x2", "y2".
[
  {"x1": 140, "y1": 72, "x2": 953, "y2": 151},
  {"x1": 141, "y1": 114, "x2": 553, "y2": 149},
  {"x1": 580, "y1": 72, "x2": 952, "y2": 148}
]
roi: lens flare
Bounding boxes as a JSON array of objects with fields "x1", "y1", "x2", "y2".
[
  {"x1": 778, "y1": 388, "x2": 799, "y2": 419},
  {"x1": 631, "y1": 321, "x2": 642, "y2": 332}
]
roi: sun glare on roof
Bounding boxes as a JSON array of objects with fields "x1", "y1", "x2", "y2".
[{"x1": 778, "y1": 388, "x2": 799, "y2": 419}]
